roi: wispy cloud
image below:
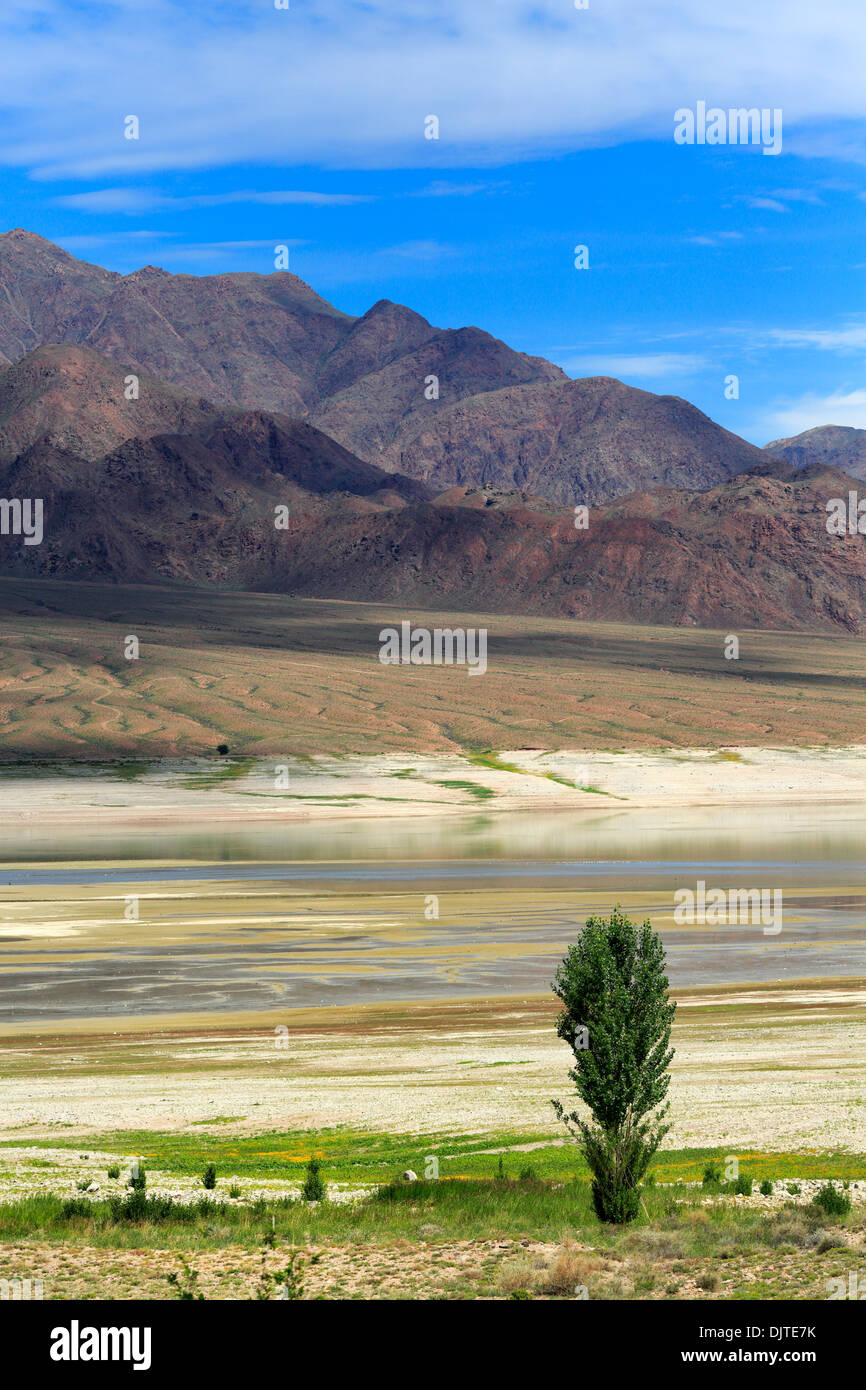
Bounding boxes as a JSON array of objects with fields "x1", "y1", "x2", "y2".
[
  {"x1": 56, "y1": 187, "x2": 371, "y2": 214},
  {"x1": 763, "y1": 389, "x2": 866, "y2": 439},
  {"x1": 560, "y1": 352, "x2": 706, "y2": 380},
  {"x1": 768, "y1": 321, "x2": 866, "y2": 351},
  {"x1": 3, "y1": 1, "x2": 866, "y2": 177},
  {"x1": 686, "y1": 231, "x2": 744, "y2": 246}
]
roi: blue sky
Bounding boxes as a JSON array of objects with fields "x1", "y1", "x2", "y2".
[{"x1": 1, "y1": 0, "x2": 866, "y2": 443}]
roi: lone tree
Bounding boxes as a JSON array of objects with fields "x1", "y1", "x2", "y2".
[{"x1": 551, "y1": 906, "x2": 675, "y2": 1223}]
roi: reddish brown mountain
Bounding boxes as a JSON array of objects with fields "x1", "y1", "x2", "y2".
[
  {"x1": 312, "y1": 373, "x2": 765, "y2": 505},
  {"x1": 1, "y1": 349, "x2": 864, "y2": 633},
  {"x1": 764, "y1": 425, "x2": 866, "y2": 482},
  {"x1": 0, "y1": 230, "x2": 767, "y2": 505}
]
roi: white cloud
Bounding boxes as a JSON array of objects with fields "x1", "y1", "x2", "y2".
[
  {"x1": 2, "y1": 1, "x2": 866, "y2": 176},
  {"x1": 762, "y1": 389, "x2": 866, "y2": 440},
  {"x1": 768, "y1": 322, "x2": 866, "y2": 351},
  {"x1": 56, "y1": 188, "x2": 370, "y2": 213},
  {"x1": 560, "y1": 352, "x2": 706, "y2": 379},
  {"x1": 745, "y1": 196, "x2": 789, "y2": 212}
]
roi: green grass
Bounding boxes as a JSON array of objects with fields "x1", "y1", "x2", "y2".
[
  {"x1": 179, "y1": 758, "x2": 256, "y2": 790},
  {"x1": 6, "y1": 1129, "x2": 865, "y2": 1186},
  {"x1": 463, "y1": 749, "x2": 621, "y2": 796},
  {"x1": 0, "y1": 1178, "x2": 860, "y2": 1257},
  {"x1": 432, "y1": 779, "x2": 495, "y2": 801}
]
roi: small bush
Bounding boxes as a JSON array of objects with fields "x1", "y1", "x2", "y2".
[
  {"x1": 75, "y1": 1179, "x2": 91, "y2": 1193},
  {"x1": 217, "y1": 744, "x2": 229, "y2": 756},
  {"x1": 539, "y1": 1249, "x2": 598, "y2": 1296},
  {"x1": 499, "y1": 1259, "x2": 537, "y2": 1296},
  {"x1": 518, "y1": 1166, "x2": 538, "y2": 1183},
  {"x1": 759, "y1": 1179, "x2": 773, "y2": 1196},
  {"x1": 816, "y1": 1231, "x2": 846, "y2": 1253},
  {"x1": 60, "y1": 1199, "x2": 91, "y2": 1219},
  {"x1": 167, "y1": 1260, "x2": 205, "y2": 1301},
  {"x1": 764, "y1": 1216, "x2": 810, "y2": 1249},
  {"x1": 702, "y1": 1161, "x2": 723, "y2": 1187},
  {"x1": 301, "y1": 1158, "x2": 326, "y2": 1203},
  {"x1": 107, "y1": 1165, "x2": 120, "y2": 1180},
  {"x1": 732, "y1": 1175, "x2": 753, "y2": 1196},
  {"x1": 129, "y1": 1164, "x2": 146, "y2": 1192},
  {"x1": 812, "y1": 1184, "x2": 850, "y2": 1217},
  {"x1": 229, "y1": 1184, "x2": 241, "y2": 1199},
  {"x1": 787, "y1": 1183, "x2": 801, "y2": 1196},
  {"x1": 698, "y1": 1271, "x2": 721, "y2": 1292},
  {"x1": 202, "y1": 1164, "x2": 217, "y2": 1190}
]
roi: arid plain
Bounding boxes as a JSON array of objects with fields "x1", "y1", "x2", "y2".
[{"x1": 1, "y1": 579, "x2": 865, "y2": 1299}]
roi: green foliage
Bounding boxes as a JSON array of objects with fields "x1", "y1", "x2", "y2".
[
  {"x1": 107, "y1": 1165, "x2": 120, "y2": 1179},
  {"x1": 229, "y1": 1184, "x2": 242, "y2": 1199},
  {"x1": 60, "y1": 1198, "x2": 91, "y2": 1219},
  {"x1": 255, "y1": 1231, "x2": 306, "y2": 1300},
  {"x1": 760, "y1": 1179, "x2": 773, "y2": 1196},
  {"x1": 167, "y1": 1259, "x2": 205, "y2": 1300},
  {"x1": 812, "y1": 1184, "x2": 851, "y2": 1217},
  {"x1": 202, "y1": 1164, "x2": 217, "y2": 1190},
  {"x1": 787, "y1": 1183, "x2": 801, "y2": 1196},
  {"x1": 301, "y1": 1157, "x2": 326, "y2": 1203},
  {"x1": 733, "y1": 1174, "x2": 753, "y2": 1196},
  {"x1": 128, "y1": 1163, "x2": 146, "y2": 1192},
  {"x1": 551, "y1": 907, "x2": 675, "y2": 1223},
  {"x1": 703, "y1": 1160, "x2": 723, "y2": 1187}
]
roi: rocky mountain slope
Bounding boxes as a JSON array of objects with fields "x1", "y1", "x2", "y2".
[
  {"x1": 0, "y1": 229, "x2": 767, "y2": 505},
  {"x1": 764, "y1": 425, "x2": 866, "y2": 482}
]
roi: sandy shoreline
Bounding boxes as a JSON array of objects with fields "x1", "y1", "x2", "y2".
[
  {"x1": 3, "y1": 745, "x2": 866, "y2": 829},
  {"x1": 1, "y1": 982, "x2": 864, "y2": 1150}
]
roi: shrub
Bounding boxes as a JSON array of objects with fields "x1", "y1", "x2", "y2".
[
  {"x1": 518, "y1": 1166, "x2": 538, "y2": 1183},
  {"x1": 702, "y1": 1161, "x2": 723, "y2": 1187},
  {"x1": 539, "y1": 1248, "x2": 598, "y2": 1296},
  {"x1": 217, "y1": 744, "x2": 229, "y2": 756},
  {"x1": 107, "y1": 1165, "x2": 120, "y2": 1179},
  {"x1": 167, "y1": 1260, "x2": 205, "y2": 1300},
  {"x1": 733, "y1": 1174, "x2": 753, "y2": 1196},
  {"x1": 760, "y1": 1179, "x2": 773, "y2": 1196},
  {"x1": 551, "y1": 908, "x2": 675, "y2": 1224},
  {"x1": 202, "y1": 1164, "x2": 217, "y2": 1190},
  {"x1": 229, "y1": 1184, "x2": 241, "y2": 1199},
  {"x1": 698, "y1": 1271, "x2": 721, "y2": 1292},
  {"x1": 816, "y1": 1231, "x2": 845, "y2": 1253},
  {"x1": 787, "y1": 1183, "x2": 801, "y2": 1196},
  {"x1": 301, "y1": 1157, "x2": 326, "y2": 1203},
  {"x1": 128, "y1": 1163, "x2": 146, "y2": 1192},
  {"x1": 75, "y1": 1179, "x2": 91, "y2": 1192},
  {"x1": 60, "y1": 1199, "x2": 92, "y2": 1219},
  {"x1": 812, "y1": 1184, "x2": 850, "y2": 1217}
]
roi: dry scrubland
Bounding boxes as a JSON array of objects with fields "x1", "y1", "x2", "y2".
[{"x1": 3, "y1": 577, "x2": 866, "y2": 758}]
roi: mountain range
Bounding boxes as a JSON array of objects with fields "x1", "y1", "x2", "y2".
[{"x1": 0, "y1": 228, "x2": 864, "y2": 632}]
